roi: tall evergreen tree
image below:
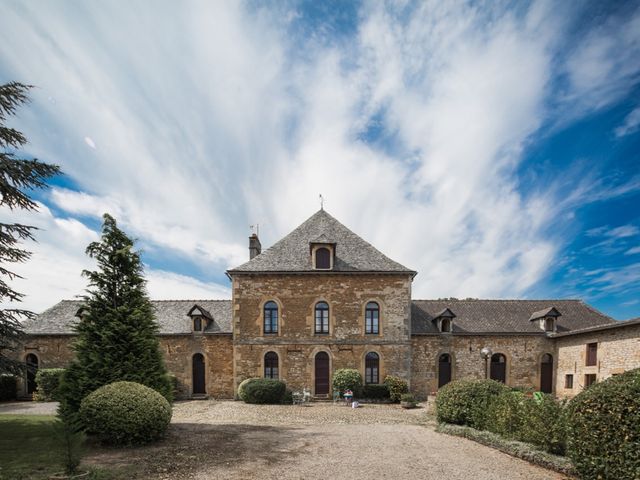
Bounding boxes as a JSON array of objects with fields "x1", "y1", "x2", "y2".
[
  {"x1": 60, "y1": 214, "x2": 172, "y2": 414},
  {"x1": 0, "y1": 82, "x2": 60, "y2": 374}
]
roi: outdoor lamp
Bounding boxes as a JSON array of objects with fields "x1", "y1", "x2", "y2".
[{"x1": 481, "y1": 347, "x2": 492, "y2": 379}]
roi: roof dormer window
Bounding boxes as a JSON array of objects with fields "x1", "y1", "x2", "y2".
[
  {"x1": 315, "y1": 248, "x2": 330, "y2": 269},
  {"x1": 529, "y1": 307, "x2": 560, "y2": 333},
  {"x1": 544, "y1": 317, "x2": 555, "y2": 332},
  {"x1": 188, "y1": 304, "x2": 213, "y2": 333},
  {"x1": 193, "y1": 316, "x2": 203, "y2": 332},
  {"x1": 433, "y1": 308, "x2": 456, "y2": 333},
  {"x1": 310, "y1": 239, "x2": 335, "y2": 270}
]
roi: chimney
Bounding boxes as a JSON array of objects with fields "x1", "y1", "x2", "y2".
[{"x1": 249, "y1": 234, "x2": 261, "y2": 259}]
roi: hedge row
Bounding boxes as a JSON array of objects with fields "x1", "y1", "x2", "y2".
[
  {"x1": 34, "y1": 368, "x2": 65, "y2": 401},
  {"x1": 238, "y1": 378, "x2": 288, "y2": 404}
]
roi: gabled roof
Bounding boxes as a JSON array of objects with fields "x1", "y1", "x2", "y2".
[
  {"x1": 187, "y1": 304, "x2": 213, "y2": 321},
  {"x1": 434, "y1": 308, "x2": 457, "y2": 320},
  {"x1": 412, "y1": 299, "x2": 614, "y2": 335},
  {"x1": 23, "y1": 299, "x2": 232, "y2": 335},
  {"x1": 529, "y1": 306, "x2": 561, "y2": 321},
  {"x1": 228, "y1": 209, "x2": 415, "y2": 275}
]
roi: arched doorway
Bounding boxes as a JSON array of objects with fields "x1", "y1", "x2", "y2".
[
  {"x1": 314, "y1": 351, "x2": 330, "y2": 395},
  {"x1": 438, "y1": 353, "x2": 452, "y2": 388},
  {"x1": 25, "y1": 353, "x2": 38, "y2": 395},
  {"x1": 192, "y1": 353, "x2": 206, "y2": 394},
  {"x1": 490, "y1": 353, "x2": 507, "y2": 383},
  {"x1": 540, "y1": 353, "x2": 553, "y2": 393}
]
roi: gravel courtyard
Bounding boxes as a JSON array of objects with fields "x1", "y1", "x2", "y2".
[{"x1": 84, "y1": 400, "x2": 568, "y2": 480}]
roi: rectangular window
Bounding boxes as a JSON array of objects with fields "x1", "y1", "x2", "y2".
[
  {"x1": 315, "y1": 311, "x2": 329, "y2": 334},
  {"x1": 565, "y1": 374, "x2": 573, "y2": 389},
  {"x1": 584, "y1": 373, "x2": 597, "y2": 388},
  {"x1": 586, "y1": 342, "x2": 598, "y2": 366},
  {"x1": 193, "y1": 317, "x2": 202, "y2": 331},
  {"x1": 365, "y1": 310, "x2": 379, "y2": 334}
]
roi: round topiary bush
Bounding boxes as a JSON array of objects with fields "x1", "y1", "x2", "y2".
[
  {"x1": 237, "y1": 377, "x2": 259, "y2": 402},
  {"x1": 332, "y1": 369, "x2": 363, "y2": 397},
  {"x1": 79, "y1": 381, "x2": 172, "y2": 445},
  {"x1": 242, "y1": 378, "x2": 287, "y2": 404},
  {"x1": 384, "y1": 375, "x2": 409, "y2": 402},
  {"x1": 436, "y1": 379, "x2": 509, "y2": 430},
  {"x1": 567, "y1": 368, "x2": 640, "y2": 480}
]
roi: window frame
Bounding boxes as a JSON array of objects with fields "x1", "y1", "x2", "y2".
[
  {"x1": 365, "y1": 302, "x2": 379, "y2": 335},
  {"x1": 586, "y1": 342, "x2": 598, "y2": 366},
  {"x1": 365, "y1": 352, "x2": 380, "y2": 384},
  {"x1": 315, "y1": 247, "x2": 331, "y2": 269},
  {"x1": 264, "y1": 351, "x2": 279, "y2": 379},
  {"x1": 263, "y1": 301, "x2": 279, "y2": 335},
  {"x1": 314, "y1": 301, "x2": 330, "y2": 334},
  {"x1": 565, "y1": 374, "x2": 573, "y2": 389},
  {"x1": 584, "y1": 373, "x2": 597, "y2": 388},
  {"x1": 441, "y1": 318, "x2": 452, "y2": 333},
  {"x1": 193, "y1": 316, "x2": 203, "y2": 332}
]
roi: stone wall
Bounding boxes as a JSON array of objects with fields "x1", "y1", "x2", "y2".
[
  {"x1": 411, "y1": 334, "x2": 555, "y2": 398},
  {"x1": 555, "y1": 323, "x2": 640, "y2": 398},
  {"x1": 232, "y1": 273, "x2": 413, "y2": 394},
  {"x1": 14, "y1": 333, "x2": 235, "y2": 399},
  {"x1": 159, "y1": 334, "x2": 234, "y2": 398}
]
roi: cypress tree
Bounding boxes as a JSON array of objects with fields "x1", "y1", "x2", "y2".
[
  {"x1": 0, "y1": 82, "x2": 60, "y2": 374},
  {"x1": 60, "y1": 214, "x2": 172, "y2": 414}
]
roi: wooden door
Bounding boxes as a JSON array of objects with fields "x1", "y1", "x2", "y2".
[
  {"x1": 192, "y1": 353, "x2": 206, "y2": 394},
  {"x1": 315, "y1": 352, "x2": 330, "y2": 395},
  {"x1": 540, "y1": 354, "x2": 553, "y2": 393},
  {"x1": 25, "y1": 354, "x2": 38, "y2": 395},
  {"x1": 490, "y1": 354, "x2": 506, "y2": 383},
  {"x1": 438, "y1": 354, "x2": 452, "y2": 388}
]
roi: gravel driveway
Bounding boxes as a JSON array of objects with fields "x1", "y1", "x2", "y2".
[{"x1": 85, "y1": 400, "x2": 568, "y2": 480}]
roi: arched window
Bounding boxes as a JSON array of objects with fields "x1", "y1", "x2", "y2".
[
  {"x1": 264, "y1": 352, "x2": 279, "y2": 379},
  {"x1": 544, "y1": 318, "x2": 555, "y2": 332},
  {"x1": 438, "y1": 353, "x2": 452, "y2": 387},
  {"x1": 315, "y1": 302, "x2": 329, "y2": 334},
  {"x1": 264, "y1": 301, "x2": 278, "y2": 334},
  {"x1": 490, "y1": 353, "x2": 507, "y2": 383},
  {"x1": 193, "y1": 316, "x2": 203, "y2": 331},
  {"x1": 365, "y1": 352, "x2": 380, "y2": 384},
  {"x1": 441, "y1": 318, "x2": 451, "y2": 333},
  {"x1": 315, "y1": 247, "x2": 331, "y2": 269},
  {"x1": 25, "y1": 353, "x2": 39, "y2": 395},
  {"x1": 365, "y1": 302, "x2": 379, "y2": 334}
]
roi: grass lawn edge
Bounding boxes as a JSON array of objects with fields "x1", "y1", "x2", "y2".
[{"x1": 435, "y1": 423, "x2": 576, "y2": 477}]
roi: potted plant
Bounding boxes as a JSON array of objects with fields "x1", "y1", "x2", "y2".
[{"x1": 400, "y1": 393, "x2": 417, "y2": 409}]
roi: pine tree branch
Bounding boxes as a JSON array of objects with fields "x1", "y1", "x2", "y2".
[{"x1": 0, "y1": 82, "x2": 32, "y2": 121}]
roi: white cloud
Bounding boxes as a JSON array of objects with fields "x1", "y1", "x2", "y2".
[
  {"x1": 0, "y1": 1, "x2": 637, "y2": 310},
  {"x1": 615, "y1": 106, "x2": 640, "y2": 138},
  {"x1": 626, "y1": 246, "x2": 640, "y2": 256},
  {"x1": 145, "y1": 269, "x2": 230, "y2": 300}
]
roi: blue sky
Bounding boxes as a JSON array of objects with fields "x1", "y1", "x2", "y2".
[{"x1": 0, "y1": 1, "x2": 638, "y2": 319}]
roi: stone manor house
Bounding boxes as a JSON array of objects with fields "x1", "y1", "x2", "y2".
[{"x1": 18, "y1": 210, "x2": 640, "y2": 399}]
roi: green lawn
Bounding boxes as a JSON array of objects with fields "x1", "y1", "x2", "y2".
[{"x1": 0, "y1": 414, "x2": 124, "y2": 480}]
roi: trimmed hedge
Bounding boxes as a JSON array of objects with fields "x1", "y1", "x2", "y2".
[
  {"x1": 384, "y1": 376, "x2": 409, "y2": 402},
  {"x1": 242, "y1": 378, "x2": 287, "y2": 404},
  {"x1": 485, "y1": 390, "x2": 567, "y2": 455},
  {"x1": 79, "y1": 381, "x2": 172, "y2": 445},
  {"x1": 0, "y1": 375, "x2": 17, "y2": 401},
  {"x1": 332, "y1": 369, "x2": 363, "y2": 397},
  {"x1": 567, "y1": 368, "x2": 640, "y2": 480},
  {"x1": 34, "y1": 368, "x2": 65, "y2": 401},
  {"x1": 436, "y1": 379, "x2": 509, "y2": 429},
  {"x1": 361, "y1": 384, "x2": 390, "y2": 400},
  {"x1": 237, "y1": 377, "x2": 259, "y2": 402}
]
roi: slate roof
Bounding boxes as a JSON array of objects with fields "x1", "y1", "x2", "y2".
[
  {"x1": 550, "y1": 316, "x2": 640, "y2": 338},
  {"x1": 411, "y1": 299, "x2": 615, "y2": 335},
  {"x1": 23, "y1": 299, "x2": 232, "y2": 335},
  {"x1": 228, "y1": 209, "x2": 415, "y2": 275}
]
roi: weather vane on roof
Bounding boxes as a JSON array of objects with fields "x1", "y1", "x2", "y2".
[{"x1": 319, "y1": 194, "x2": 324, "y2": 210}]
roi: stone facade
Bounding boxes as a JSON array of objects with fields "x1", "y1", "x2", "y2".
[
  {"x1": 232, "y1": 273, "x2": 412, "y2": 394},
  {"x1": 411, "y1": 335, "x2": 555, "y2": 396},
  {"x1": 554, "y1": 323, "x2": 640, "y2": 398}
]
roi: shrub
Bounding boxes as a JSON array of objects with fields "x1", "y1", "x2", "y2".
[
  {"x1": 436, "y1": 379, "x2": 509, "y2": 429},
  {"x1": 332, "y1": 369, "x2": 363, "y2": 397},
  {"x1": 567, "y1": 368, "x2": 640, "y2": 480},
  {"x1": 242, "y1": 378, "x2": 287, "y2": 404},
  {"x1": 485, "y1": 390, "x2": 526, "y2": 439},
  {"x1": 237, "y1": 378, "x2": 259, "y2": 402},
  {"x1": 400, "y1": 393, "x2": 416, "y2": 403},
  {"x1": 361, "y1": 384, "x2": 390, "y2": 399},
  {"x1": 384, "y1": 375, "x2": 409, "y2": 402},
  {"x1": 34, "y1": 368, "x2": 65, "y2": 401},
  {"x1": 0, "y1": 375, "x2": 17, "y2": 401},
  {"x1": 519, "y1": 394, "x2": 567, "y2": 455},
  {"x1": 281, "y1": 388, "x2": 293, "y2": 405},
  {"x1": 79, "y1": 381, "x2": 172, "y2": 445}
]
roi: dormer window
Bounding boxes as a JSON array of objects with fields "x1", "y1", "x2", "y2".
[
  {"x1": 188, "y1": 304, "x2": 213, "y2": 333},
  {"x1": 544, "y1": 317, "x2": 555, "y2": 332},
  {"x1": 433, "y1": 308, "x2": 456, "y2": 333},
  {"x1": 193, "y1": 316, "x2": 203, "y2": 332},
  {"x1": 315, "y1": 248, "x2": 331, "y2": 269}
]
